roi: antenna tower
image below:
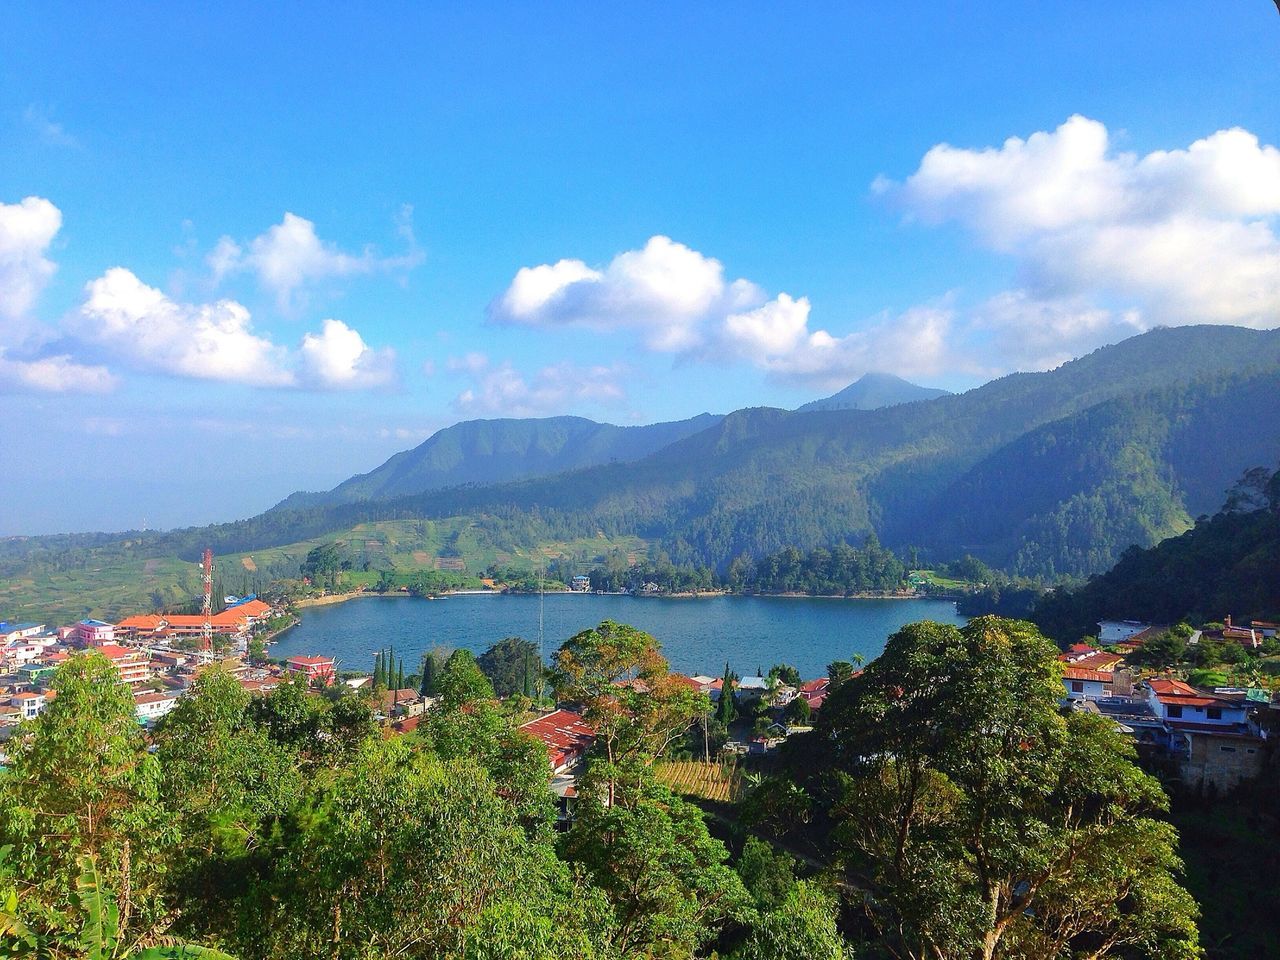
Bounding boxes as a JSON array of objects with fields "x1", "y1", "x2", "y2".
[{"x1": 201, "y1": 548, "x2": 213, "y2": 650}]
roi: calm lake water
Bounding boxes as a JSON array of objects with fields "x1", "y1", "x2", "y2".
[{"x1": 272, "y1": 593, "x2": 965, "y2": 680}]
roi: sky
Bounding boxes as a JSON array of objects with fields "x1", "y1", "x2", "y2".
[{"x1": 2, "y1": 2, "x2": 1279, "y2": 535}]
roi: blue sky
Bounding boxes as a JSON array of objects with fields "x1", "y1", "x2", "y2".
[{"x1": 2, "y1": 2, "x2": 1279, "y2": 534}]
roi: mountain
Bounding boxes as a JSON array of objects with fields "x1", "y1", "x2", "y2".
[
  {"x1": 797, "y1": 372, "x2": 950, "y2": 412},
  {"x1": 270, "y1": 413, "x2": 724, "y2": 512},
  {"x1": 1030, "y1": 499, "x2": 1280, "y2": 643},
  {"x1": 7, "y1": 326, "x2": 1280, "y2": 605}
]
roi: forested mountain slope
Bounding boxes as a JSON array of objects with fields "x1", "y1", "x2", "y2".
[
  {"x1": 270, "y1": 412, "x2": 723, "y2": 511},
  {"x1": 1031, "y1": 493, "x2": 1280, "y2": 643},
  {"x1": 5, "y1": 326, "x2": 1280, "y2": 587}
]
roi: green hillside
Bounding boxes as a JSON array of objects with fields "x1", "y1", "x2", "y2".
[
  {"x1": 5, "y1": 326, "x2": 1280, "y2": 624},
  {"x1": 796, "y1": 371, "x2": 950, "y2": 411},
  {"x1": 270, "y1": 412, "x2": 723, "y2": 511}
]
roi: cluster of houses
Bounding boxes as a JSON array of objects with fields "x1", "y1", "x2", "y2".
[
  {"x1": 0, "y1": 600, "x2": 311, "y2": 761},
  {"x1": 1060, "y1": 619, "x2": 1278, "y2": 791}
]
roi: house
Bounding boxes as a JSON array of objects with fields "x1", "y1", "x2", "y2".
[
  {"x1": 736, "y1": 676, "x2": 771, "y2": 701},
  {"x1": 377, "y1": 687, "x2": 425, "y2": 719},
  {"x1": 798, "y1": 677, "x2": 831, "y2": 713},
  {"x1": 95, "y1": 645, "x2": 153, "y2": 685},
  {"x1": 1058, "y1": 648, "x2": 1124, "y2": 672},
  {"x1": 570, "y1": 575, "x2": 592, "y2": 592},
  {"x1": 134, "y1": 690, "x2": 181, "y2": 724},
  {"x1": 285, "y1": 654, "x2": 337, "y2": 685},
  {"x1": 518, "y1": 708, "x2": 596, "y2": 774},
  {"x1": 1145, "y1": 678, "x2": 1250, "y2": 728},
  {"x1": 1098, "y1": 620, "x2": 1151, "y2": 645},
  {"x1": 9, "y1": 690, "x2": 46, "y2": 720},
  {"x1": 75, "y1": 619, "x2": 116, "y2": 646},
  {"x1": 0, "y1": 622, "x2": 46, "y2": 644},
  {"x1": 1061, "y1": 666, "x2": 1114, "y2": 702}
]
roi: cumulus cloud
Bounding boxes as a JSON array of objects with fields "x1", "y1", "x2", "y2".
[
  {"x1": 299, "y1": 318, "x2": 397, "y2": 389},
  {"x1": 883, "y1": 115, "x2": 1280, "y2": 331},
  {"x1": 491, "y1": 235, "x2": 762, "y2": 352},
  {"x1": 72, "y1": 267, "x2": 295, "y2": 386},
  {"x1": 69, "y1": 268, "x2": 395, "y2": 390},
  {"x1": 451, "y1": 354, "x2": 628, "y2": 418},
  {"x1": 209, "y1": 211, "x2": 422, "y2": 310},
  {"x1": 0, "y1": 196, "x2": 61, "y2": 325}
]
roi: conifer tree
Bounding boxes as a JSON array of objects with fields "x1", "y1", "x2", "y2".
[
  {"x1": 396, "y1": 658, "x2": 405, "y2": 692},
  {"x1": 420, "y1": 650, "x2": 437, "y2": 696},
  {"x1": 716, "y1": 661, "x2": 736, "y2": 725},
  {"x1": 373, "y1": 651, "x2": 385, "y2": 688}
]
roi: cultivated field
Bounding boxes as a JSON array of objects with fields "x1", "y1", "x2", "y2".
[{"x1": 655, "y1": 760, "x2": 743, "y2": 803}]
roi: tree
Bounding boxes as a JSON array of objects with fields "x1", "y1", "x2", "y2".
[
  {"x1": 783, "y1": 695, "x2": 811, "y2": 725},
  {"x1": 735, "y1": 836, "x2": 796, "y2": 910},
  {"x1": 419, "y1": 646, "x2": 450, "y2": 697},
  {"x1": 715, "y1": 661, "x2": 737, "y2": 726},
  {"x1": 826, "y1": 659, "x2": 855, "y2": 689},
  {"x1": 0, "y1": 653, "x2": 175, "y2": 949},
  {"x1": 768, "y1": 663, "x2": 801, "y2": 687},
  {"x1": 437, "y1": 650, "x2": 495, "y2": 709},
  {"x1": 813, "y1": 616, "x2": 1200, "y2": 960},
  {"x1": 551, "y1": 621, "x2": 708, "y2": 805},
  {"x1": 729, "y1": 881, "x2": 850, "y2": 960},
  {"x1": 477, "y1": 636, "x2": 542, "y2": 698},
  {"x1": 1130, "y1": 629, "x2": 1188, "y2": 670},
  {"x1": 561, "y1": 773, "x2": 748, "y2": 957},
  {"x1": 373, "y1": 650, "x2": 385, "y2": 689}
]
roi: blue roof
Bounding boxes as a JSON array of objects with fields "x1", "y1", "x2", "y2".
[
  {"x1": 78, "y1": 619, "x2": 114, "y2": 627},
  {"x1": 0, "y1": 622, "x2": 44, "y2": 632}
]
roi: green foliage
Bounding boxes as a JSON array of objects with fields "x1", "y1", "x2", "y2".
[
  {"x1": 735, "y1": 836, "x2": 797, "y2": 910},
  {"x1": 477, "y1": 636, "x2": 543, "y2": 698},
  {"x1": 1033, "y1": 471, "x2": 1280, "y2": 642},
  {"x1": 729, "y1": 881, "x2": 849, "y2": 960},
  {"x1": 812, "y1": 616, "x2": 1201, "y2": 960}
]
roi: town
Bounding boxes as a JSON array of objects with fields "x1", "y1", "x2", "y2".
[{"x1": 3, "y1": 596, "x2": 1275, "y2": 801}]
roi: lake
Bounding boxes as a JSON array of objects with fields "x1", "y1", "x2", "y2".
[{"x1": 271, "y1": 593, "x2": 965, "y2": 680}]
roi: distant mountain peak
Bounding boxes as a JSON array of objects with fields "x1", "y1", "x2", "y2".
[{"x1": 797, "y1": 372, "x2": 950, "y2": 413}]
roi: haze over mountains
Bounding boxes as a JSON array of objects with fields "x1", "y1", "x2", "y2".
[{"x1": 7, "y1": 326, "x2": 1280, "y2": 588}]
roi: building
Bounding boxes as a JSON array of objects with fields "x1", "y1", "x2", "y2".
[
  {"x1": 570, "y1": 575, "x2": 591, "y2": 592},
  {"x1": 75, "y1": 619, "x2": 116, "y2": 646},
  {"x1": 376, "y1": 687, "x2": 425, "y2": 719},
  {"x1": 1061, "y1": 666, "x2": 1115, "y2": 702},
  {"x1": 9, "y1": 691, "x2": 47, "y2": 721},
  {"x1": 94, "y1": 644, "x2": 153, "y2": 685},
  {"x1": 519, "y1": 708, "x2": 596, "y2": 774},
  {"x1": 285, "y1": 654, "x2": 337, "y2": 685},
  {"x1": 134, "y1": 690, "x2": 181, "y2": 724},
  {"x1": 1097, "y1": 620, "x2": 1154, "y2": 646},
  {"x1": 798, "y1": 677, "x2": 831, "y2": 713},
  {"x1": 117, "y1": 600, "x2": 272, "y2": 640},
  {"x1": 0, "y1": 622, "x2": 46, "y2": 643},
  {"x1": 1145, "y1": 679, "x2": 1250, "y2": 727}
]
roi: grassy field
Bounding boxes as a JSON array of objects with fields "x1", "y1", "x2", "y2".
[
  {"x1": 0, "y1": 519, "x2": 647, "y2": 627},
  {"x1": 655, "y1": 760, "x2": 743, "y2": 803}
]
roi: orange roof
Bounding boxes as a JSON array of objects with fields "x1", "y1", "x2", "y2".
[
  {"x1": 228, "y1": 599, "x2": 272, "y2": 617},
  {"x1": 1148, "y1": 678, "x2": 1199, "y2": 697},
  {"x1": 117, "y1": 614, "x2": 165, "y2": 630},
  {"x1": 287, "y1": 655, "x2": 334, "y2": 666},
  {"x1": 519, "y1": 708, "x2": 595, "y2": 756}
]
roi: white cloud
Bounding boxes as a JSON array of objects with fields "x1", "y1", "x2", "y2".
[
  {"x1": 299, "y1": 318, "x2": 397, "y2": 389},
  {"x1": 885, "y1": 115, "x2": 1280, "y2": 331},
  {"x1": 491, "y1": 235, "x2": 762, "y2": 352},
  {"x1": 0, "y1": 196, "x2": 61, "y2": 325},
  {"x1": 0, "y1": 351, "x2": 116, "y2": 394},
  {"x1": 72, "y1": 267, "x2": 295, "y2": 386},
  {"x1": 453, "y1": 357, "x2": 628, "y2": 418},
  {"x1": 208, "y1": 211, "x2": 422, "y2": 310}
]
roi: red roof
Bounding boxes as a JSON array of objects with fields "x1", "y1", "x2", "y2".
[
  {"x1": 800, "y1": 678, "x2": 830, "y2": 695},
  {"x1": 287, "y1": 655, "x2": 335, "y2": 666},
  {"x1": 1059, "y1": 650, "x2": 1124, "y2": 671},
  {"x1": 519, "y1": 709, "x2": 595, "y2": 763},
  {"x1": 1147, "y1": 678, "x2": 1237, "y2": 708},
  {"x1": 1068, "y1": 643, "x2": 1097, "y2": 653},
  {"x1": 96, "y1": 644, "x2": 144, "y2": 660},
  {"x1": 1062, "y1": 666, "x2": 1114, "y2": 683}
]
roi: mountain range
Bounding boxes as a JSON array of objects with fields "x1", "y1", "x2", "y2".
[{"x1": 6, "y1": 326, "x2": 1280, "y2": 595}]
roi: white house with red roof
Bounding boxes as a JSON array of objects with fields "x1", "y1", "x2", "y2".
[
  {"x1": 285, "y1": 654, "x2": 337, "y2": 685},
  {"x1": 1145, "y1": 678, "x2": 1250, "y2": 728}
]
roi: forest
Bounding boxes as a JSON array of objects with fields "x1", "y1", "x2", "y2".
[{"x1": 0, "y1": 618, "x2": 1203, "y2": 959}]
